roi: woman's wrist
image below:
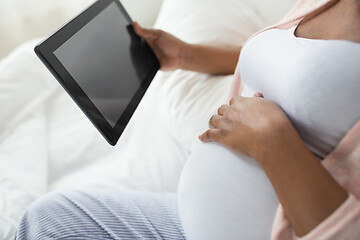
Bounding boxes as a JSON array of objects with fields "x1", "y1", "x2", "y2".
[{"x1": 178, "y1": 42, "x2": 193, "y2": 70}]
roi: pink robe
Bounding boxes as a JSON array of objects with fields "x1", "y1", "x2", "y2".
[{"x1": 230, "y1": 0, "x2": 360, "y2": 239}]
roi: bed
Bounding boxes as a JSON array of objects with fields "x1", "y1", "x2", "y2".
[{"x1": 0, "y1": 0, "x2": 296, "y2": 238}]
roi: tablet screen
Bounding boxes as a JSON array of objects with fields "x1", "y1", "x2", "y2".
[{"x1": 54, "y1": 2, "x2": 155, "y2": 127}]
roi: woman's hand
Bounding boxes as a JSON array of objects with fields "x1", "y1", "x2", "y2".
[
  {"x1": 199, "y1": 93, "x2": 295, "y2": 159},
  {"x1": 133, "y1": 22, "x2": 186, "y2": 71}
]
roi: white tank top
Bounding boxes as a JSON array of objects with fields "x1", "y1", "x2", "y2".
[
  {"x1": 177, "y1": 25, "x2": 360, "y2": 240},
  {"x1": 240, "y1": 24, "x2": 360, "y2": 158}
]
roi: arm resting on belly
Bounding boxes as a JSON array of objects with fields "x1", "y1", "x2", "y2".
[
  {"x1": 271, "y1": 120, "x2": 360, "y2": 240},
  {"x1": 254, "y1": 122, "x2": 349, "y2": 237}
]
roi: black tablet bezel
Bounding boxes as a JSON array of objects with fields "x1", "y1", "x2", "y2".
[{"x1": 35, "y1": 0, "x2": 160, "y2": 146}]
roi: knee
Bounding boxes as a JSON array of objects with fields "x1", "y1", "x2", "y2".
[
  {"x1": 25, "y1": 190, "x2": 69, "y2": 217},
  {"x1": 15, "y1": 190, "x2": 75, "y2": 239}
]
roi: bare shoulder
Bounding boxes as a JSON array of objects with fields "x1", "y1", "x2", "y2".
[{"x1": 295, "y1": 0, "x2": 360, "y2": 43}]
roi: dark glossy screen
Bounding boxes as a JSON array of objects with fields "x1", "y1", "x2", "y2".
[{"x1": 54, "y1": 2, "x2": 155, "y2": 127}]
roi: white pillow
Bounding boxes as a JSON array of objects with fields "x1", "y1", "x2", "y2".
[
  {"x1": 114, "y1": 0, "x2": 297, "y2": 193},
  {"x1": 149, "y1": 0, "x2": 269, "y2": 151},
  {"x1": 103, "y1": 0, "x2": 264, "y2": 193},
  {"x1": 145, "y1": 0, "x2": 298, "y2": 150},
  {"x1": 110, "y1": 0, "x2": 280, "y2": 194}
]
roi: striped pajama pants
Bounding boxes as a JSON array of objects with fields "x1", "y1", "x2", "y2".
[{"x1": 15, "y1": 189, "x2": 187, "y2": 240}]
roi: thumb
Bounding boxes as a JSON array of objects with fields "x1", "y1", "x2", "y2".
[{"x1": 133, "y1": 21, "x2": 161, "y2": 40}]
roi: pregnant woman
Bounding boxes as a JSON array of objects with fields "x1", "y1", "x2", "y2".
[{"x1": 16, "y1": 0, "x2": 360, "y2": 239}]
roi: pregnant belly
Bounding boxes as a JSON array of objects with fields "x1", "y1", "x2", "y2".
[{"x1": 178, "y1": 142, "x2": 279, "y2": 240}]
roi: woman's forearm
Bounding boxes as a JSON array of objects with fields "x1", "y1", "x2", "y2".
[
  {"x1": 254, "y1": 123, "x2": 348, "y2": 237},
  {"x1": 133, "y1": 22, "x2": 240, "y2": 75},
  {"x1": 180, "y1": 44, "x2": 241, "y2": 75}
]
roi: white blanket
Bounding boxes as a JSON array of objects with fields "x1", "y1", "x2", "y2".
[{"x1": 0, "y1": 39, "x2": 189, "y2": 239}]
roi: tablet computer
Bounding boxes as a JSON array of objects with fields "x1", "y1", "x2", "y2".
[{"x1": 35, "y1": 0, "x2": 160, "y2": 146}]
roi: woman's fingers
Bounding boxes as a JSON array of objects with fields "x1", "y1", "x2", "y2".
[
  {"x1": 218, "y1": 104, "x2": 230, "y2": 116},
  {"x1": 209, "y1": 114, "x2": 222, "y2": 128},
  {"x1": 199, "y1": 129, "x2": 222, "y2": 143},
  {"x1": 133, "y1": 21, "x2": 161, "y2": 40}
]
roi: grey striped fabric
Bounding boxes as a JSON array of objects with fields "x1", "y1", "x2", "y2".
[{"x1": 15, "y1": 189, "x2": 187, "y2": 240}]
